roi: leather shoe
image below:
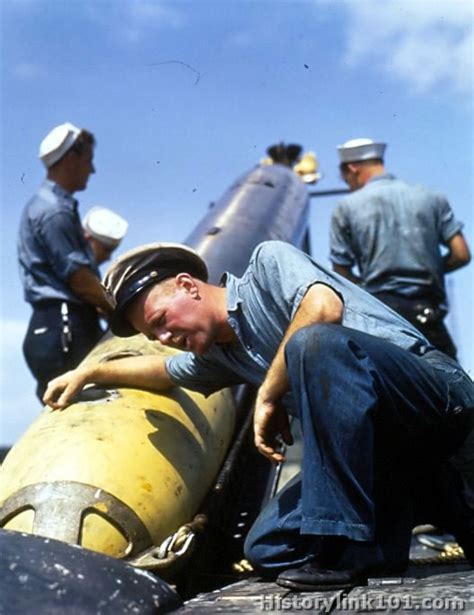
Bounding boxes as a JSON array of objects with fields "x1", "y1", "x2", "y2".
[{"x1": 276, "y1": 562, "x2": 367, "y2": 592}]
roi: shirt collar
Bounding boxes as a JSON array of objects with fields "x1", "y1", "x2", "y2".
[
  {"x1": 367, "y1": 173, "x2": 396, "y2": 184},
  {"x1": 42, "y1": 179, "x2": 78, "y2": 210},
  {"x1": 220, "y1": 272, "x2": 242, "y2": 313}
]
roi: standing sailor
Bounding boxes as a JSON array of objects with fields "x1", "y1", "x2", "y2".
[
  {"x1": 330, "y1": 138, "x2": 471, "y2": 359},
  {"x1": 18, "y1": 122, "x2": 114, "y2": 401}
]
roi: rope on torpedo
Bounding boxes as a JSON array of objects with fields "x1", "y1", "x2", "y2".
[{"x1": 129, "y1": 514, "x2": 208, "y2": 570}]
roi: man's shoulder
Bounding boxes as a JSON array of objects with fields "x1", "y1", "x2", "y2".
[
  {"x1": 246, "y1": 241, "x2": 320, "y2": 284},
  {"x1": 246, "y1": 240, "x2": 308, "y2": 275},
  {"x1": 344, "y1": 176, "x2": 445, "y2": 204},
  {"x1": 374, "y1": 176, "x2": 445, "y2": 200},
  {"x1": 250, "y1": 240, "x2": 299, "y2": 261},
  {"x1": 24, "y1": 184, "x2": 72, "y2": 224}
]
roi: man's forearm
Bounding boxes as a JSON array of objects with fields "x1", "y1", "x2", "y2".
[
  {"x1": 443, "y1": 251, "x2": 471, "y2": 273},
  {"x1": 44, "y1": 354, "x2": 175, "y2": 409},
  {"x1": 85, "y1": 355, "x2": 174, "y2": 391},
  {"x1": 69, "y1": 267, "x2": 115, "y2": 314},
  {"x1": 443, "y1": 233, "x2": 471, "y2": 273}
]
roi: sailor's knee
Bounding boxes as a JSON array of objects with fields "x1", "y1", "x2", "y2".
[
  {"x1": 285, "y1": 323, "x2": 344, "y2": 361},
  {"x1": 243, "y1": 535, "x2": 264, "y2": 569},
  {"x1": 243, "y1": 531, "x2": 288, "y2": 573},
  {"x1": 243, "y1": 528, "x2": 271, "y2": 570}
]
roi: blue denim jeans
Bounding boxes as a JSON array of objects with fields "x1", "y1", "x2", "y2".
[{"x1": 244, "y1": 324, "x2": 474, "y2": 573}]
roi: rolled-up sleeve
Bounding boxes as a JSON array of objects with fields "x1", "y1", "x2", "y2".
[
  {"x1": 166, "y1": 351, "x2": 244, "y2": 396},
  {"x1": 37, "y1": 211, "x2": 92, "y2": 280},
  {"x1": 330, "y1": 203, "x2": 356, "y2": 267},
  {"x1": 436, "y1": 196, "x2": 463, "y2": 245}
]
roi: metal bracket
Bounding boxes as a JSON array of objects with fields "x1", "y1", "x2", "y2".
[{"x1": 0, "y1": 481, "x2": 152, "y2": 558}]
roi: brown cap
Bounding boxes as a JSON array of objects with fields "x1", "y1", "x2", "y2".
[{"x1": 103, "y1": 242, "x2": 208, "y2": 337}]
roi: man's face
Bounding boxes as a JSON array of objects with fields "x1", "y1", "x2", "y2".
[
  {"x1": 127, "y1": 277, "x2": 217, "y2": 355},
  {"x1": 70, "y1": 145, "x2": 95, "y2": 192},
  {"x1": 339, "y1": 163, "x2": 359, "y2": 191}
]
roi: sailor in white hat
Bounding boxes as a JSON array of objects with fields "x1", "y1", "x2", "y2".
[
  {"x1": 336, "y1": 138, "x2": 386, "y2": 191},
  {"x1": 330, "y1": 136, "x2": 470, "y2": 359},
  {"x1": 39, "y1": 122, "x2": 82, "y2": 168},
  {"x1": 83, "y1": 207, "x2": 129, "y2": 265},
  {"x1": 18, "y1": 122, "x2": 114, "y2": 400}
]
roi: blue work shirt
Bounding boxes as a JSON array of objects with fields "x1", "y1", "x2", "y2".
[
  {"x1": 18, "y1": 180, "x2": 99, "y2": 305},
  {"x1": 166, "y1": 241, "x2": 433, "y2": 405},
  {"x1": 329, "y1": 174, "x2": 463, "y2": 308}
]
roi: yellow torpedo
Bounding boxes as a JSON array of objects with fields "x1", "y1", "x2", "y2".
[{"x1": 0, "y1": 333, "x2": 236, "y2": 561}]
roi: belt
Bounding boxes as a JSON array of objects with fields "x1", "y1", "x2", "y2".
[
  {"x1": 34, "y1": 299, "x2": 76, "y2": 308},
  {"x1": 33, "y1": 300, "x2": 88, "y2": 312}
]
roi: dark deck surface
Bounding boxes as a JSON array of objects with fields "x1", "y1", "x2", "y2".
[{"x1": 179, "y1": 564, "x2": 473, "y2": 614}]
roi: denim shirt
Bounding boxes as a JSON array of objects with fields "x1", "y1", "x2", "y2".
[
  {"x1": 17, "y1": 180, "x2": 99, "y2": 305},
  {"x1": 329, "y1": 174, "x2": 463, "y2": 308},
  {"x1": 166, "y1": 241, "x2": 433, "y2": 402}
]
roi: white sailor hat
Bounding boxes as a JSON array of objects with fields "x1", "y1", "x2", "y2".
[
  {"x1": 39, "y1": 122, "x2": 82, "y2": 168},
  {"x1": 337, "y1": 138, "x2": 386, "y2": 164},
  {"x1": 83, "y1": 207, "x2": 129, "y2": 249},
  {"x1": 103, "y1": 243, "x2": 208, "y2": 337}
]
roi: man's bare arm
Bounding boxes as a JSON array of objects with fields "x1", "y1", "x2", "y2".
[
  {"x1": 254, "y1": 283, "x2": 343, "y2": 463},
  {"x1": 43, "y1": 355, "x2": 174, "y2": 410},
  {"x1": 444, "y1": 233, "x2": 471, "y2": 273},
  {"x1": 69, "y1": 266, "x2": 115, "y2": 314}
]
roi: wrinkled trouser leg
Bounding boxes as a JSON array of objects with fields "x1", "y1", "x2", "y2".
[{"x1": 245, "y1": 324, "x2": 473, "y2": 573}]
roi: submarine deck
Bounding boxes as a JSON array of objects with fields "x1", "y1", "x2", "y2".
[
  {"x1": 179, "y1": 563, "x2": 473, "y2": 614},
  {"x1": 179, "y1": 430, "x2": 473, "y2": 614}
]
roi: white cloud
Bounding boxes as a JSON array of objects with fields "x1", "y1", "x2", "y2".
[
  {"x1": 129, "y1": 0, "x2": 184, "y2": 26},
  {"x1": 333, "y1": 0, "x2": 473, "y2": 96},
  {"x1": 122, "y1": 0, "x2": 186, "y2": 42},
  {"x1": 83, "y1": 0, "x2": 185, "y2": 44}
]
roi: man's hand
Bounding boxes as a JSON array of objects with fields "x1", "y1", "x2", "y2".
[
  {"x1": 43, "y1": 368, "x2": 91, "y2": 410},
  {"x1": 253, "y1": 282, "x2": 341, "y2": 464},
  {"x1": 254, "y1": 396, "x2": 293, "y2": 464}
]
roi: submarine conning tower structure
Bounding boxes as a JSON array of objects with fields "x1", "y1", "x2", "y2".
[
  {"x1": 186, "y1": 158, "x2": 311, "y2": 282},
  {"x1": 0, "y1": 144, "x2": 319, "y2": 612}
]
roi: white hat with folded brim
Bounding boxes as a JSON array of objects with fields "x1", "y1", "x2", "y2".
[
  {"x1": 83, "y1": 206, "x2": 129, "y2": 249},
  {"x1": 39, "y1": 122, "x2": 82, "y2": 168},
  {"x1": 337, "y1": 138, "x2": 386, "y2": 163}
]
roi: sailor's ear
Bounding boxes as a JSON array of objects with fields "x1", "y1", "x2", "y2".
[
  {"x1": 346, "y1": 162, "x2": 359, "y2": 174},
  {"x1": 175, "y1": 273, "x2": 199, "y2": 296}
]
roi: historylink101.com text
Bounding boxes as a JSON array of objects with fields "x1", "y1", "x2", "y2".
[{"x1": 260, "y1": 593, "x2": 466, "y2": 612}]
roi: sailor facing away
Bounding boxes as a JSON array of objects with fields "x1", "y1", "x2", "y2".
[
  {"x1": 18, "y1": 122, "x2": 115, "y2": 401},
  {"x1": 43, "y1": 240, "x2": 474, "y2": 591},
  {"x1": 330, "y1": 138, "x2": 471, "y2": 359}
]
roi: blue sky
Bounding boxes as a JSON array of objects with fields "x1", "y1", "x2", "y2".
[{"x1": 1, "y1": 0, "x2": 472, "y2": 446}]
